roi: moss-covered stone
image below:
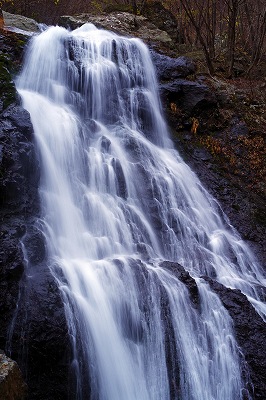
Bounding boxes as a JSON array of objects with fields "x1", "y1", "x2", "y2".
[
  {"x1": 0, "y1": 53, "x2": 16, "y2": 110},
  {"x1": 0, "y1": 29, "x2": 28, "y2": 111}
]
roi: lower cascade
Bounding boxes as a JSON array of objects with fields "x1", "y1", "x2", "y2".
[{"x1": 16, "y1": 24, "x2": 266, "y2": 399}]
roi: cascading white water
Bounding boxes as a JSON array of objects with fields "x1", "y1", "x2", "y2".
[{"x1": 17, "y1": 24, "x2": 265, "y2": 399}]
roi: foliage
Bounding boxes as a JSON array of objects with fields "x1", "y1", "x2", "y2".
[
  {"x1": 0, "y1": 0, "x2": 13, "y2": 7},
  {"x1": 162, "y1": 0, "x2": 266, "y2": 77},
  {"x1": 2, "y1": 0, "x2": 264, "y2": 77}
]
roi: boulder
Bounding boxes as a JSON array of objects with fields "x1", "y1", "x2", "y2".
[
  {"x1": 59, "y1": 12, "x2": 173, "y2": 52},
  {"x1": 141, "y1": 1, "x2": 184, "y2": 44},
  {"x1": 2, "y1": 10, "x2": 39, "y2": 33},
  {"x1": 0, "y1": 351, "x2": 27, "y2": 400},
  {"x1": 160, "y1": 78, "x2": 217, "y2": 115},
  {"x1": 151, "y1": 52, "x2": 196, "y2": 81}
]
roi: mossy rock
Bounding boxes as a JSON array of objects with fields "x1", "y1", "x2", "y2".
[
  {"x1": 103, "y1": 4, "x2": 134, "y2": 14},
  {"x1": 0, "y1": 53, "x2": 16, "y2": 110},
  {"x1": 0, "y1": 30, "x2": 28, "y2": 111}
]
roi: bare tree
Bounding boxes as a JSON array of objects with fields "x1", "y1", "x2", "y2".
[
  {"x1": 241, "y1": 0, "x2": 266, "y2": 74},
  {"x1": 177, "y1": 0, "x2": 217, "y2": 74},
  {"x1": 225, "y1": 0, "x2": 242, "y2": 77}
]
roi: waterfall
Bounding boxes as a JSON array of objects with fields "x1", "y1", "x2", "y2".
[{"x1": 16, "y1": 24, "x2": 265, "y2": 399}]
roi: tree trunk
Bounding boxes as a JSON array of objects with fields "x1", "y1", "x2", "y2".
[
  {"x1": 227, "y1": 0, "x2": 239, "y2": 77},
  {"x1": 0, "y1": 9, "x2": 3, "y2": 30}
]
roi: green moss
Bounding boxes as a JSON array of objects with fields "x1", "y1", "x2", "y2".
[
  {"x1": 0, "y1": 53, "x2": 17, "y2": 110},
  {"x1": 103, "y1": 4, "x2": 134, "y2": 13}
]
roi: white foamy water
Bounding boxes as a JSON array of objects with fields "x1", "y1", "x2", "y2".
[{"x1": 16, "y1": 24, "x2": 265, "y2": 399}]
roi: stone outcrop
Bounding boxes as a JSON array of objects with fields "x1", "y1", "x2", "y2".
[
  {"x1": 0, "y1": 28, "x2": 38, "y2": 351},
  {"x1": 2, "y1": 10, "x2": 39, "y2": 33},
  {"x1": 160, "y1": 78, "x2": 217, "y2": 115},
  {"x1": 59, "y1": 12, "x2": 173, "y2": 53},
  {"x1": 161, "y1": 261, "x2": 266, "y2": 399},
  {"x1": 0, "y1": 28, "x2": 74, "y2": 400},
  {"x1": 0, "y1": 351, "x2": 27, "y2": 400},
  {"x1": 204, "y1": 277, "x2": 266, "y2": 399},
  {"x1": 141, "y1": 1, "x2": 184, "y2": 45},
  {"x1": 151, "y1": 51, "x2": 196, "y2": 80}
]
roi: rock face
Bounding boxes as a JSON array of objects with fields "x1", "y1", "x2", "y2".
[
  {"x1": 161, "y1": 78, "x2": 217, "y2": 115},
  {"x1": 0, "y1": 9, "x2": 265, "y2": 400},
  {"x1": 0, "y1": 28, "x2": 74, "y2": 399},
  {"x1": 141, "y1": 1, "x2": 184, "y2": 44},
  {"x1": 151, "y1": 52, "x2": 196, "y2": 80},
  {"x1": 0, "y1": 351, "x2": 27, "y2": 400},
  {"x1": 2, "y1": 10, "x2": 39, "y2": 33},
  {"x1": 204, "y1": 277, "x2": 266, "y2": 399},
  {"x1": 161, "y1": 262, "x2": 266, "y2": 399},
  {"x1": 59, "y1": 11, "x2": 174, "y2": 53},
  {"x1": 0, "y1": 29, "x2": 39, "y2": 352}
]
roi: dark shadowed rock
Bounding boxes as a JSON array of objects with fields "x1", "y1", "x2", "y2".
[
  {"x1": 160, "y1": 79, "x2": 217, "y2": 115},
  {"x1": 151, "y1": 52, "x2": 196, "y2": 81},
  {"x1": 3, "y1": 105, "x2": 34, "y2": 140},
  {"x1": 158, "y1": 262, "x2": 266, "y2": 399},
  {"x1": 9, "y1": 261, "x2": 75, "y2": 400},
  {"x1": 230, "y1": 118, "x2": 249, "y2": 139},
  {"x1": 0, "y1": 103, "x2": 39, "y2": 212},
  {"x1": 0, "y1": 101, "x2": 39, "y2": 356},
  {"x1": 202, "y1": 277, "x2": 266, "y2": 399},
  {"x1": 160, "y1": 261, "x2": 200, "y2": 308},
  {"x1": 112, "y1": 157, "x2": 128, "y2": 199},
  {"x1": 0, "y1": 29, "x2": 74, "y2": 399}
]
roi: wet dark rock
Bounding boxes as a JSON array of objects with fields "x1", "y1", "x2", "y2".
[
  {"x1": 151, "y1": 52, "x2": 196, "y2": 81},
  {"x1": 0, "y1": 351, "x2": 27, "y2": 400},
  {"x1": 3, "y1": 105, "x2": 34, "y2": 140},
  {"x1": 160, "y1": 261, "x2": 200, "y2": 308},
  {"x1": 0, "y1": 100, "x2": 38, "y2": 355},
  {"x1": 22, "y1": 225, "x2": 46, "y2": 265},
  {"x1": 9, "y1": 263, "x2": 74, "y2": 400},
  {"x1": 160, "y1": 79, "x2": 217, "y2": 115},
  {"x1": 0, "y1": 104, "x2": 39, "y2": 212},
  {"x1": 101, "y1": 136, "x2": 111, "y2": 153},
  {"x1": 0, "y1": 28, "x2": 74, "y2": 400},
  {"x1": 203, "y1": 277, "x2": 266, "y2": 399},
  {"x1": 112, "y1": 157, "x2": 128, "y2": 199}
]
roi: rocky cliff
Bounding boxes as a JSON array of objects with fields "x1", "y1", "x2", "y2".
[
  {"x1": 0, "y1": 7, "x2": 265, "y2": 399},
  {"x1": 0, "y1": 25, "x2": 74, "y2": 399}
]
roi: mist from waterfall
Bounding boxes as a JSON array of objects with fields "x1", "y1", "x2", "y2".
[{"x1": 16, "y1": 24, "x2": 265, "y2": 399}]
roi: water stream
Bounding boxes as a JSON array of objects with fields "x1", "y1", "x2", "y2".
[{"x1": 17, "y1": 24, "x2": 265, "y2": 399}]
